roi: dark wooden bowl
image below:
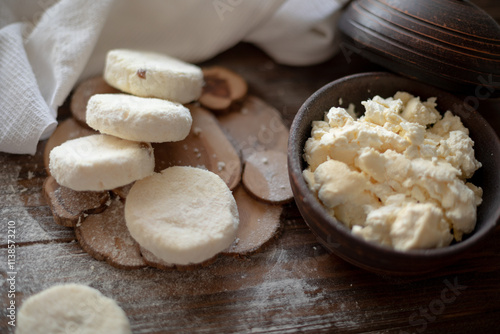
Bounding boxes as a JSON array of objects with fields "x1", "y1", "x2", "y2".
[
  {"x1": 288, "y1": 72, "x2": 500, "y2": 275},
  {"x1": 338, "y1": 0, "x2": 500, "y2": 97}
]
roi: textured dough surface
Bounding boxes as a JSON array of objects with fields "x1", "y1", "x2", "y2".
[
  {"x1": 70, "y1": 76, "x2": 121, "y2": 126},
  {"x1": 49, "y1": 134, "x2": 154, "y2": 191},
  {"x1": 43, "y1": 117, "x2": 97, "y2": 175},
  {"x1": 125, "y1": 166, "x2": 239, "y2": 265},
  {"x1": 86, "y1": 94, "x2": 192, "y2": 142},
  {"x1": 17, "y1": 284, "x2": 131, "y2": 334},
  {"x1": 104, "y1": 49, "x2": 203, "y2": 103}
]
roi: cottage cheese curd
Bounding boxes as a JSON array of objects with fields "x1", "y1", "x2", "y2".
[{"x1": 303, "y1": 92, "x2": 482, "y2": 250}]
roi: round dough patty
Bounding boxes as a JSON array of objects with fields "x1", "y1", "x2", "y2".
[
  {"x1": 49, "y1": 134, "x2": 154, "y2": 191},
  {"x1": 104, "y1": 49, "x2": 203, "y2": 104},
  {"x1": 86, "y1": 94, "x2": 192, "y2": 142},
  {"x1": 125, "y1": 166, "x2": 239, "y2": 265},
  {"x1": 17, "y1": 284, "x2": 131, "y2": 334}
]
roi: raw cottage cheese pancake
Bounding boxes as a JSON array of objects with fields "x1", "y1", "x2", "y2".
[{"x1": 104, "y1": 49, "x2": 203, "y2": 104}]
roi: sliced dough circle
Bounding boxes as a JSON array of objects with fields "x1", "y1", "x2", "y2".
[
  {"x1": 17, "y1": 284, "x2": 131, "y2": 334},
  {"x1": 125, "y1": 166, "x2": 239, "y2": 265},
  {"x1": 104, "y1": 49, "x2": 203, "y2": 104},
  {"x1": 43, "y1": 117, "x2": 97, "y2": 175},
  {"x1": 139, "y1": 246, "x2": 218, "y2": 271},
  {"x1": 49, "y1": 134, "x2": 154, "y2": 191},
  {"x1": 86, "y1": 94, "x2": 192, "y2": 143}
]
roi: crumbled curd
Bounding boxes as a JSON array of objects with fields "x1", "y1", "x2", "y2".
[{"x1": 303, "y1": 92, "x2": 482, "y2": 250}]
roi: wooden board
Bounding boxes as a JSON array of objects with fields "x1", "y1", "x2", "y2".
[{"x1": 1, "y1": 39, "x2": 500, "y2": 333}]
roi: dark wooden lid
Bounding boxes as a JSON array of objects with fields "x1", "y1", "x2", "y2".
[{"x1": 339, "y1": 0, "x2": 500, "y2": 98}]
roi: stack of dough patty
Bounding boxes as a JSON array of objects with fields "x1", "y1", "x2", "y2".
[{"x1": 49, "y1": 49, "x2": 239, "y2": 266}]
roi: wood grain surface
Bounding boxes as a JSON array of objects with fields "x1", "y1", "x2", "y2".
[{"x1": 1, "y1": 10, "x2": 500, "y2": 333}]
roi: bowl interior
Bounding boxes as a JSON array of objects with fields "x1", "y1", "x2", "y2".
[{"x1": 288, "y1": 72, "x2": 500, "y2": 274}]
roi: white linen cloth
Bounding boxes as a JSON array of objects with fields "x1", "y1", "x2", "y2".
[{"x1": 0, "y1": 0, "x2": 348, "y2": 154}]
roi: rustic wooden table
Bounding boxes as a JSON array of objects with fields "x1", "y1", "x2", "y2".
[{"x1": 1, "y1": 15, "x2": 500, "y2": 334}]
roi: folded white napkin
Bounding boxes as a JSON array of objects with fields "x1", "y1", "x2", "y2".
[{"x1": 0, "y1": 0, "x2": 348, "y2": 154}]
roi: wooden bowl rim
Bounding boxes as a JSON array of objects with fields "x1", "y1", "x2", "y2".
[{"x1": 288, "y1": 71, "x2": 500, "y2": 272}]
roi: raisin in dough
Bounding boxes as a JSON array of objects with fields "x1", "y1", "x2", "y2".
[
  {"x1": 49, "y1": 134, "x2": 154, "y2": 191},
  {"x1": 86, "y1": 94, "x2": 192, "y2": 143},
  {"x1": 125, "y1": 166, "x2": 239, "y2": 265},
  {"x1": 17, "y1": 284, "x2": 131, "y2": 334},
  {"x1": 104, "y1": 49, "x2": 203, "y2": 104}
]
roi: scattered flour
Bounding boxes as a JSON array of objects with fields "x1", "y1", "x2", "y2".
[
  {"x1": 0, "y1": 154, "x2": 364, "y2": 333},
  {"x1": 0, "y1": 160, "x2": 53, "y2": 245}
]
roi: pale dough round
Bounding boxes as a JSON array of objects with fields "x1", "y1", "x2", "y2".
[
  {"x1": 17, "y1": 284, "x2": 131, "y2": 334},
  {"x1": 104, "y1": 49, "x2": 203, "y2": 104},
  {"x1": 86, "y1": 94, "x2": 192, "y2": 142},
  {"x1": 125, "y1": 166, "x2": 239, "y2": 265},
  {"x1": 49, "y1": 134, "x2": 154, "y2": 191}
]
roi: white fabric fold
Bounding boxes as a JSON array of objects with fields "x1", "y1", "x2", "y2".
[
  {"x1": 0, "y1": 23, "x2": 56, "y2": 154},
  {"x1": 245, "y1": 0, "x2": 347, "y2": 65},
  {"x1": 24, "y1": 0, "x2": 114, "y2": 114},
  {"x1": 0, "y1": 0, "x2": 348, "y2": 155},
  {"x1": 0, "y1": 0, "x2": 113, "y2": 154}
]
